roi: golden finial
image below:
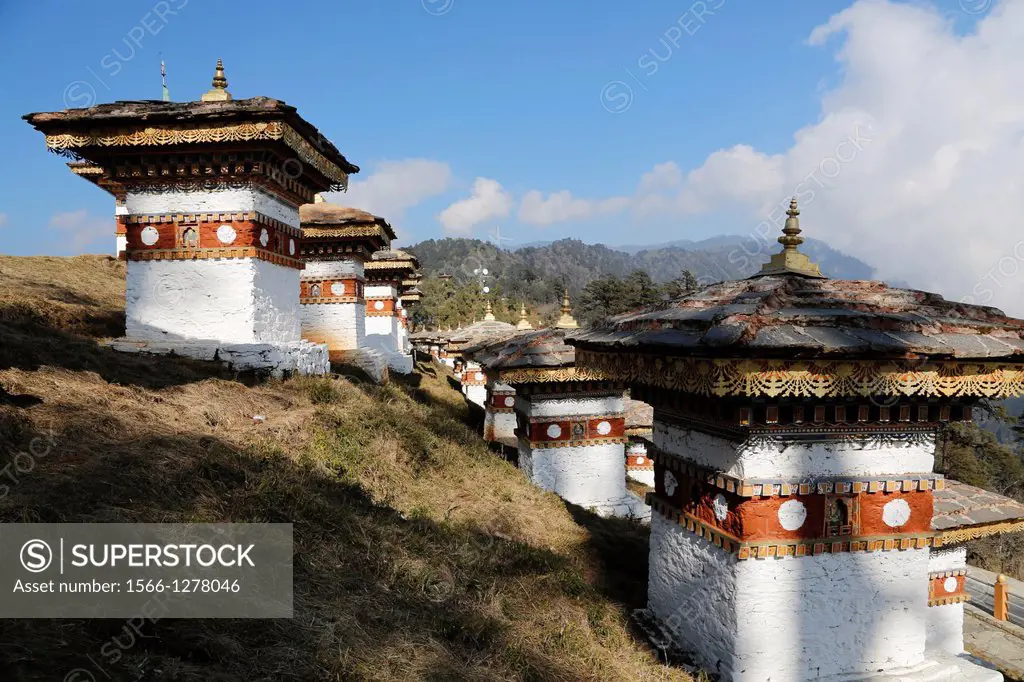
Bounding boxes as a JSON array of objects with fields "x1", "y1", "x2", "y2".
[
  {"x1": 516, "y1": 302, "x2": 533, "y2": 330},
  {"x1": 200, "y1": 58, "x2": 233, "y2": 102},
  {"x1": 555, "y1": 288, "x2": 579, "y2": 329},
  {"x1": 484, "y1": 299, "x2": 496, "y2": 322},
  {"x1": 754, "y1": 197, "x2": 825, "y2": 279}
]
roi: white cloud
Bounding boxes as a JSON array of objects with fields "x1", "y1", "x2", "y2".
[
  {"x1": 656, "y1": 0, "x2": 1024, "y2": 315},
  {"x1": 518, "y1": 190, "x2": 629, "y2": 226},
  {"x1": 48, "y1": 209, "x2": 110, "y2": 252},
  {"x1": 326, "y1": 158, "x2": 453, "y2": 232},
  {"x1": 438, "y1": 177, "x2": 514, "y2": 234},
  {"x1": 503, "y1": 0, "x2": 1024, "y2": 315}
]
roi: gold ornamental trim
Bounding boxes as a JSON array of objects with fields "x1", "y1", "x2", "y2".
[
  {"x1": 497, "y1": 366, "x2": 612, "y2": 384},
  {"x1": 302, "y1": 225, "x2": 390, "y2": 239},
  {"x1": 44, "y1": 121, "x2": 350, "y2": 188},
  {"x1": 576, "y1": 350, "x2": 1024, "y2": 399},
  {"x1": 364, "y1": 260, "x2": 417, "y2": 271},
  {"x1": 939, "y1": 520, "x2": 1024, "y2": 544}
]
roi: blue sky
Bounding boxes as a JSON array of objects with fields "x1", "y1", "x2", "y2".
[{"x1": 0, "y1": 0, "x2": 1009, "y2": 305}]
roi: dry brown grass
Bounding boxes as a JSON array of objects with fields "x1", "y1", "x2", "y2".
[{"x1": 0, "y1": 256, "x2": 691, "y2": 681}]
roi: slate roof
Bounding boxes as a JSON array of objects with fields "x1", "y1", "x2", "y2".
[
  {"x1": 570, "y1": 275, "x2": 1024, "y2": 361},
  {"x1": 486, "y1": 328, "x2": 578, "y2": 370},
  {"x1": 447, "y1": 320, "x2": 519, "y2": 353},
  {"x1": 24, "y1": 97, "x2": 359, "y2": 174},
  {"x1": 932, "y1": 480, "x2": 1024, "y2": 539},
  {"x1": 371, "y1": 249, "x2": 420, "y2": 267},
  {"x1": 299, "y1": 204, "x2": 397, "y2": 241},
  {"x1": 625, "y1": 398, "x2": 654, "y2": 432},
  {"x1": 462, "y1": 331, "x2": 529, "y2": 366}
]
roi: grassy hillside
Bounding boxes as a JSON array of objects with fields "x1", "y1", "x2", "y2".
[{"x1": 0, "y1": 256, "x2": 691, "y2": 681}]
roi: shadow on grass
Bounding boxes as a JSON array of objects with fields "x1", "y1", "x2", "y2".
[
  {"x1": 562, "y1": 501, "x2": 651, "y2": 608},
  {"x1": 0, "y1": 395, "x2": 592, "y2": 682},
  {"x1": 0, "y1": 308, "x2": 270, "y2": 392}
]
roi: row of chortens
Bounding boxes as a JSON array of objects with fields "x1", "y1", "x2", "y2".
[{"x1": 24, "y1": 59, "x2": 1024, "y2": 681}]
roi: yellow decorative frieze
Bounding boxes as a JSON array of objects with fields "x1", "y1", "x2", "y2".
[
  {"x1": 939, "y1": 520, "x2": 1024, "y2": 544},
  {"x1": 44, "y1": 121, "x2": 350, "y2": 188},
  {"x1": 497, "y1": 366, "x2": 612, "y2": 384},
  {"x1": 576, "y1": 350, "x2": 1024, "y2": 399}
]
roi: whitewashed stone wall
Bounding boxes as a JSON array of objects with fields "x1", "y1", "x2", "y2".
[
  {"x1": 300, "y1": 302, "x2": 364, "y2": 350},
  {"x1": 522, "y1": 394, "x2": 624, "y2": 418},
  {"x1": 926, "y1": 546, "x2": 968, "y2": 657},
  {"x1": 464, "y1": 384, "x2": 487, "y2": 408},
  {"x1": 126, "y1": 258, "x2": 300, "y2": 344},
  {"x1": 648, "y1": 514, "x2": 931, "y2": 680},
  {"x1": 365, "y1": 283, "x2": 399, "y2": 352},
  {"x1": 253, "y1": 258, "x2": 304, "y2": 343},
  {"x1": 303, "y1": 260, "x2": 364, "y2": 279},
  {"x1": 125, "y1": 186, "x2": 299, "y2": 227},
  {"x1": 654, "y1": 420, "x2": 936, "y2": 479},
  {"x1": 518, "y1": 442, "x2": 627, "y2": 506},
  {"x1": 484, "y1": 410, "x2": 517, "y2": 443},
  {"x1": 300, "y1": 259, "x2": 365, "y2": 352}
]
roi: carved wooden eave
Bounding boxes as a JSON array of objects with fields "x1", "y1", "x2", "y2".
[{"x1": 575, "y1": 350, "x2": 1024, "y2": 399}]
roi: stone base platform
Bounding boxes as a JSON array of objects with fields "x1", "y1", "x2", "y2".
[
  {"x1": 590, "y1": 492, "x2": 651, "y2": 522},
  {"x1": 633, "y1": 608, "x2": 1002, "y2": 681},
  {"x1": 383, "y1": 351, "x2": 414, "y2": 375},
  {"x1": 332, "y1": 348, "x2": 389, "y2": 384},
  {"x1": 105, "y1": 338, "x2": 330, "y2": 377},
  {"x1": 831, "y1": 656, "x2": 1001, "y2": 681}
]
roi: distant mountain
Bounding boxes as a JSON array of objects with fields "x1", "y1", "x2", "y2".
[{"x1": 405, "y1": 235, "x2": 879, "y2": 307}]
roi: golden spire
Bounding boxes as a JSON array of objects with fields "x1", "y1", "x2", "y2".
[
  {"x1": 516, "y1": 302, "x2": 533, "y2": 330},
  {"x1": 484, "y1": 299, "x2": 496, "y2": 322},
  {"x1": 555, "y1": 288, "x2": 579, "y2": 329},
  {"x1": 200, "y1": 58, "x2": 233, "y2": 102},
  {"x1": 754, "y1": 198, "x2": 825, "y2": 279}
]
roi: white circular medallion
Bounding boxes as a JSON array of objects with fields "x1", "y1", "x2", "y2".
[
  {"x1": 943, "y1": 576, "x2": 959, "y2": 594},
  {"x1": 663, "y1": 471, "x2": 678, "y2": 496},
  {"x1": 140, "y1": 225, "x2": 160, "y2": 246},
  {"x1": 883, "y1": 499, "x2": 912, "y2": 528},
  {"x1": 216, "y1": 224, "x2": 236, "y2": 244},
  {"x1": 374, "y1": 300, "x2": 385, "y2": 311},
  {"x1": 475, "y1": 372, "x2": 484, "y2": 381},
  {"x1": 503, "y1": 396, "x2": 515, "y2": 407},
  {"x1": 778, "y1": 499, "x2": 808, "y2": 531},
  {"x1": 259, "y1": 228, "x2": 269, "y2": 247},
  {"x1": 330, "y1": 282, "x2": 346, "y2": 296},
  {"x1": 636, "y1": 456, "x2": 645, "y2": 465},
  {"x1": 289, "y1": 238, "x2": 296, "y2": 255},
  {"x1": 546, "y1": 423, "x2": 562, "y2": 439},
  {"x1": 596, "y1": 420, "x2": 612, "y2": 436},
  {"x1": 713, "y1": 494, "x2": 729, "y2": 521}
]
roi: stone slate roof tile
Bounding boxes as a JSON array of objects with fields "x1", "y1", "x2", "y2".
[
  {"x1": 931, "y1": 480, "x2": 1024, "y2": 534},
  {"x1": 570, "y1": 274, "x2": 1024, "y2": 361},
  {"x1": 485, "y1": 328, "x2": 579, "y2": 370}
]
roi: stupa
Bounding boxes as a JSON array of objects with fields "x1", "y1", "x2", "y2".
[
  {"x1": 624, "y1": 398, "x2": 655, "y2": 487},
  {"x1": 447, "y1": 302, "x2": 517, "y2": 408},
  {"x1": 568, "y1": 199, "x2": 1024, "y2": 681},
  {"x1": 25, "y1": 60, "x2": 358, "y2": 376},
  {"x1": 363, "y1": 249, "x2": 420, "y2": 373},
  {"x1": 485, "y1": 293, "x2": 648, "y2": 518},
  {"x1": 298, "y1": 198, "x2": 395, "y2": 382}
]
